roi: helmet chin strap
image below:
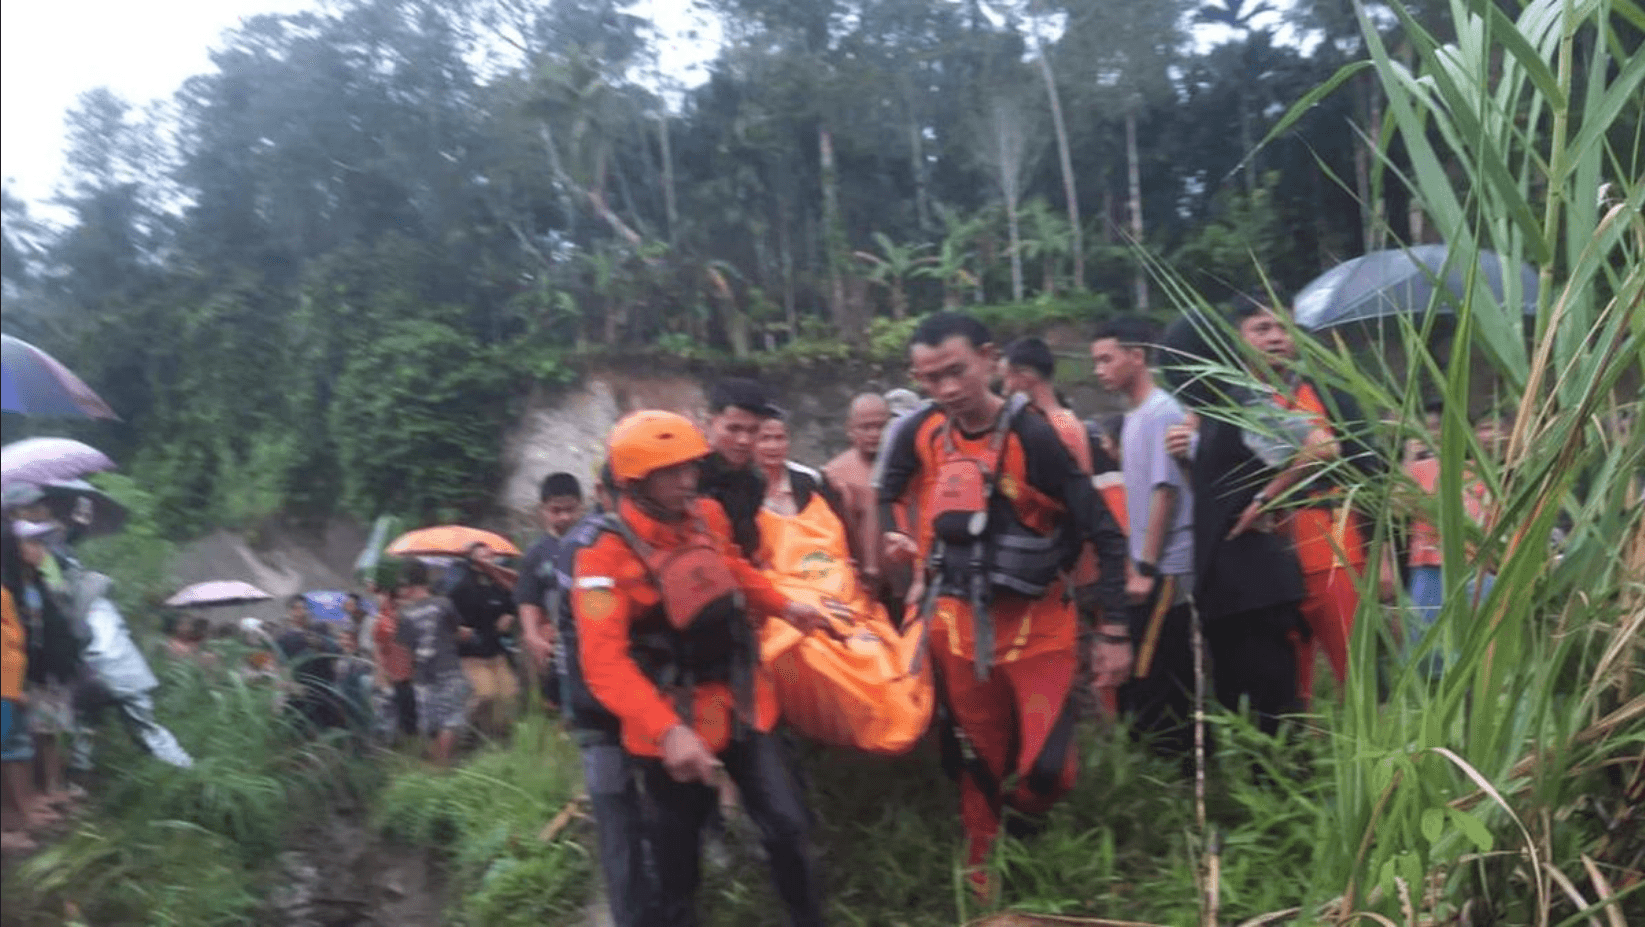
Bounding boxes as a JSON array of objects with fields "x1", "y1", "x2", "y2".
[{"x1": 628, "y1": 485, "x2": 690, "y2": 524}]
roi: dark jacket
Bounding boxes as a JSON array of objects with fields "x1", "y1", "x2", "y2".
[
  {"x1": 699, "y1": 452, "x2": 766, "y2": 560},
  {"x1": 1190, "y1": 413, "x2": 1306, "y2": 622}
]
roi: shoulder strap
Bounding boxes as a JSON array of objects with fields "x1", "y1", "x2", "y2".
[{"x1": 935, "y1": 392, "x2": 1032, "y2": 468}]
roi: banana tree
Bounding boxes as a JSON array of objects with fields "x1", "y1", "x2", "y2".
[
  {"x1": 1016, "y1": 197, "x2": 1074, "y2": 297},
  {"x1": 915, "y1": 208, "x2": 991, "y2": 308},
  {"x1": 853, "y1": 232, "x2": 933, "y2": 319}
]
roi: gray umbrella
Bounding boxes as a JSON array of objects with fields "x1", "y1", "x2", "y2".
[{"x1": 1292, "y1": 245, "x2": 1539, "y2": 331}]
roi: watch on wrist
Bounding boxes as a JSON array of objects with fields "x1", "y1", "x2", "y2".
[{"x1": 1135, "y1": 560, "x2": 1159, "y2": 578}]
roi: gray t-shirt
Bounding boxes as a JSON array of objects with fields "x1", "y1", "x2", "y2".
[
  {"x1": 1121, "y1": 387, "x2": 1195, "y2": 575},
  {"x1": 395, "y1": 594, "x2": 464, "y2": 685}
]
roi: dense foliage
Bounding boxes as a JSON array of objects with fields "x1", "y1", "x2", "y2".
[{"x1": 1, "y1": 0, "x2": 1562, "y2": 532}]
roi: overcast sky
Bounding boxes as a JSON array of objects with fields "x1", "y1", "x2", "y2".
[{"x1": 1, "y1": 0, "x2": 716, "y2": 219}]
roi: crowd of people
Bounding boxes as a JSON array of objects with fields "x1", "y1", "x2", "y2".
[
  {"x1": 1, "y1": 299, "x2": 1513, "y2": 923},
  {"x1": 528, "y1": 303, "x2": 1514, "y2": 926}
]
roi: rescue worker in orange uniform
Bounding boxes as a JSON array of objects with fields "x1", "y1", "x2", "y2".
[
  {"x1": 1000, "y1": 337, "x2": 1135, "y2": 716},
  {"x1": 572, "y1": 410, "x2": 831, "y2": 927},
  {"x1": 1228, "y1": 297, "x2": 1381, "y2": 703},
  {"x1": 879, "y1": 312, "x2": 1128, "y2": 895}
]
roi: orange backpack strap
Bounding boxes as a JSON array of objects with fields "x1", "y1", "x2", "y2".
[
  {"x1": 924, "y1": 393, "x2": 1032, "y2": 679},
  {"x1": 607, "y1": 515, "x2": 743, "y2": 631}
]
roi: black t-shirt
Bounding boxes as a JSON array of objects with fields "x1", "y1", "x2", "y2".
[
  {"x1": 448, "y1": 566, "x2": 514, "y2": 658},
  {"x1": 277, "y1": 626, "x2": 340, "y2": 688},
  {"x1": 513, "y1": 533, "x2": 561, "y2": 613}
]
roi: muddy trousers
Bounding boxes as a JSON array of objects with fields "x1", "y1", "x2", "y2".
[
  {"x1": 933, "y1": 641, "x2": 1079, "y2": 869},
  {"x1": 581, "y1": 741, "x2": 649, "y2": 927},
  {"x1": 1291, "y1": 566, "x2": 1360, "y2": 704},
  {"x1": 1204, "y1": 604, "x2": 1302, "y2": 738},
  {"x1": 640, "y1": 731, "x2": 822, "y2": 927}
]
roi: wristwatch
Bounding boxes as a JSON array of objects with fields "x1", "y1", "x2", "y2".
[{"x1": 1135, "y1": 560, "x2": 1159, "y2": 579}]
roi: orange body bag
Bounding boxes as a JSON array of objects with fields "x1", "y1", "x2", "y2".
[{"x1": 756, "y1": 494, "x2": 934, "y2": 755}]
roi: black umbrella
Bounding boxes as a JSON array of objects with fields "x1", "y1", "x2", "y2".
[{"x1": 1292, "y1": 245, "x2": 1538, "y2": 331}]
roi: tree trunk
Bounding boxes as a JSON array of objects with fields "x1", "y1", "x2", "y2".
[
  {"x1": 777, "y1": 197, "x2": 797, "y2": 338},
  {"x1": 999, "y1": 127, "x2": 1024, "y2": 303},
  {"x1": 903, "y1": 80, "x2": 933, "y2": 235},
  {"x1": 657, "y1": 113, "x2": 678, "y2": 247},
  {"x1": 1125, "y1": 108, "x2": 1148, "y2": 312},
  {"x1": 819, "y1": 125, "x2": 851, "y2": 338},
  {"x1": 1033, "y1": 42, "x2": 1084, "y2": 289},
  {"x1": 1102, "y1": 183, "x2": 1115, "y2": 245}
]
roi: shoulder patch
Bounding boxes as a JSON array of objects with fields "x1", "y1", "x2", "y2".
[{"x1": 578, "y1": 587, "x2": 618, "y2": 623}]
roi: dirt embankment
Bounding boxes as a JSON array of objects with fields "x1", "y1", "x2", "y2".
[{"x1": 495, "y1": 360, "x2": 914, "y2": 534}]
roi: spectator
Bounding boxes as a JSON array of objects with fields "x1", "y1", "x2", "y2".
[
  {"x1": 1093, "y1": 316, "x2": 1197, "y2": 757},
  {"x1": 370, "y1": 575, "x2": 417, "y2": 741},
  {"x1": 2, "y1": 584, "x2": 35, "y2": 852},
  {"x1": 447, "y1": 544, "x2": 519, "y2": 736},
  {"x1": 823, "y1": 394, "x2": 894, "y2": 612},
  {"x1": 276, "y1": 595, "x2": 343, "y2": 731},
  {"x1": 515, "y1": 472, "x2": 585, "y2": 708},
  {"x1": 2, "y1": 520, "x2": 85, "y2": 824},
  {"x1": 395, "y1": 559, "x2": 470, "y2": 766}
]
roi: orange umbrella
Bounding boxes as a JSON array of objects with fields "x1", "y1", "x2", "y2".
[{"x1": 385, "y1": 525, "x2": 521, "y2": 558}]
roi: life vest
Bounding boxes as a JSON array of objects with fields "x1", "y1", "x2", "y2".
[
  {"x1": 605, "y1": 514, "x2": 758, "y2": 737},
  {"x1": 551, "y1": 512, "x2": 623, "y2": 739},
  {"x1": 926, "y1": 394, "x2": 1066, "y2": 601},
  {"x1": 1275, "y1": 382, "x2": 1367, "y2": 574},
  {"x1": 922, "y1": 394, "x2": 1068, "y2": 680}
]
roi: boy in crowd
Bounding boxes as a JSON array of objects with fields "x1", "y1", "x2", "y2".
[
  {"x1": 395, "y1": 559, "x2": 471, "y2": 765},
  {"x1": 1092, "y1": 316, "x2": 1197, "y2": 756},
  {"x1": 515, "y1": 471, "x2": 586, "y2": 706}
]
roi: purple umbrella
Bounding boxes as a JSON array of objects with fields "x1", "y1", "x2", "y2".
[
  {"x1": 165, "y1": 581, "x2": 275, "y2": 608},
  {"x1": 1, "y1": 334, "x2": 118, "y2": 419},
  {"x1": 1, "y1": 437, "x2": 117, "y2": 491}
]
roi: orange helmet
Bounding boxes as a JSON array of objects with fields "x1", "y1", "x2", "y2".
[{"x1": 607, "y1": 411, "x2": 711, "y2": 486}]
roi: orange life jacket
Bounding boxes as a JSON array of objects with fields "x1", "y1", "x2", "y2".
[
  {"x1": 1275, "y1": 382, "x2": 1367, "y2": 574},
  {"x1": 606, "y1": 514, "x2": 755, "y2": 733}
]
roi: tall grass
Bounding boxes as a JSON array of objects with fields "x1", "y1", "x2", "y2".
[
  {"x1": 374, "y1": 714, "x2": 590, "y2": 926},
  {"x1": 3, "y1": 655, "x2": 381, "y2": 927},
  {"x1": 1164, "y1": 1, "x2": 1645, "y2": 923}
]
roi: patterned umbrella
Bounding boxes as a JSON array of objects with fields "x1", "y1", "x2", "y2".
[
  {"x1": 1, "y1": 334, "x2": 118, "y2": 419},
  {"x1": 1, "y1": 437, "x2": 117, "y2": 490},
  {"x1": 385, "y1": 525, "x2": 521, "y2": 558},
  {"x1": 165, "y1": 580, "x2": 274, "y2": 608}
]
